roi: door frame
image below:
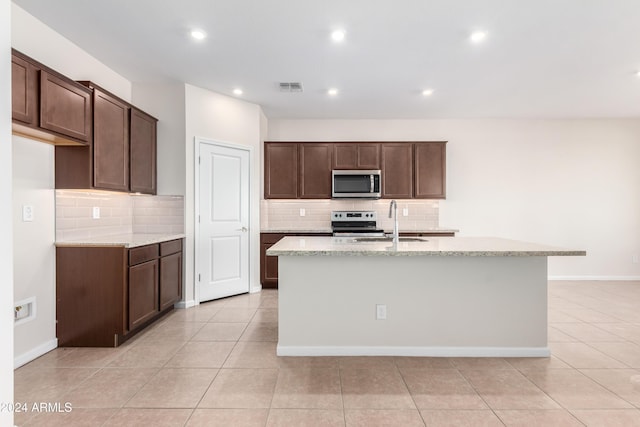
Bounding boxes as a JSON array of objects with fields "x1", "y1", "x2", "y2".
[{"x1": 194, "y1": 137, "x2": 253, "y2": 305}]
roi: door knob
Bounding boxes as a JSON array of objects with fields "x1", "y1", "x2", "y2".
[{"x1": 236, "y1": 227, "x2": 248, "y2": 232}]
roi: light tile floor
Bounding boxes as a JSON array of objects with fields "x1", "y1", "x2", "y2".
[{"x1": 13, "y1": 281, "x2": 640, "y2": 426}]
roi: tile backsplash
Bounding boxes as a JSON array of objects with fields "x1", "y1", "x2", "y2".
[
  {"x1": 56, "y1": 190, "x2": 184, "y2": 241},
  {"x1": 261, "y1": 199, "x2": 439, "y2": 231}
]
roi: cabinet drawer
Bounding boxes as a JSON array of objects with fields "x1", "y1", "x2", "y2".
[
  {"x1": 129, "y1": 244, "x2": 159, "y2": 265},
  {"x1": 160, "y1": 239, "x2": 182, "y2": 256}
]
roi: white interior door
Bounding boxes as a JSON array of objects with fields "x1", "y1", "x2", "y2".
[{"x1": 197, "y1": 141, "x2": 250, "y2": 302}]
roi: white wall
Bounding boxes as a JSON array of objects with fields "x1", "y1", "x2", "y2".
[
  {"x1": 268, "y1": 119, "x2": 640, "y2": 279},
  {"x1": 11, "y1": 4, "x2": 131, "y2": 100},
  {"x1": 184, "y1": 84, "x2": 264, "y2": 304},
  {"x1": 1, "y1": 0, "x2": 14, "y2": 421},
  {"x1": 12, "y1": 137, "x2": 56, "y2": 367},
  {"x1": 132, "y1": 82, "x2": 186, "y2": 196}
]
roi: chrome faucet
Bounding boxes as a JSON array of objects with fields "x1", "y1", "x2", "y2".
[{"x1": 388, "y1": 199, "x2": 399, "y2": 244}]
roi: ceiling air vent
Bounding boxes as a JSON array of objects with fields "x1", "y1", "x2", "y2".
[{"x1": 279, "y1": 82, "x2": 303, "y2": 92}]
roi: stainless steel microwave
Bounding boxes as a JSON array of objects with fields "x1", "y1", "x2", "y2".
[{"x1": 332, "y1": 170, "x2": 381, "y2": 199}]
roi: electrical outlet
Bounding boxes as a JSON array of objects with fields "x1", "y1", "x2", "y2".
[
  {"x1": 376, "y1": 304, "x2": 387, "y2": 320},
  {"x1": 402, "y1": 207, "x2": 409, "y2": 217},
  {"x1": 92, "y1": 207, "x2": 100, "y2": 219},
  {"x1": 22, "y1": 205, "x2": 34, "y2": 222},
  {"x1": 633, "y1": 254, "x2": 639, "y2": 264},
  {"x1": 299, "y1": 208, "x2": 306, "y2": 217}
]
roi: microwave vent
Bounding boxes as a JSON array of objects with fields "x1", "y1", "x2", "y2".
[{"x1": 279, "y1": 82, "x2": 303, "y2": 92}]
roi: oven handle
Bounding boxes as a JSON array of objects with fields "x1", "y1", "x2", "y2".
[{"x1": 370, "y1": 175, "x2": 374, "y2": 193}]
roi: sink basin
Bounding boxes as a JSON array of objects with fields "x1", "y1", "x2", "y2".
[{"x1": 353, "y1": 237, "x2": 428, "y2": 243}]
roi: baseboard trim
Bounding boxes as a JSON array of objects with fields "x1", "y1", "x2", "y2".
[
  {"x1": 549, "y1": 275, "x2": 640, "y2": 281},
  {"x1": 276, "y1": 345, "x2": 550, "y2": 358},
  {"x1": 14, "y1": 338, "x2": 58, "y2": 369},
  {"x1": 174, "y1": 299, "x2": 196, "y2": 309}
]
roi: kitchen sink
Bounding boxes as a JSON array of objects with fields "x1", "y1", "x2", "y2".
[{"x1": 352, "y1": 237, "x2": 428, "y2": 243}]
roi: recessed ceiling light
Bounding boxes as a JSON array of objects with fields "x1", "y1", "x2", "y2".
[
  {"x1": 470, "y1": 30, "x2": 487, "y2": 43},
  {"x1": 636, "y1": 70, "x2": 640, "y2": 77},
  {"x1": 328, "y1": 88, "x2": 339, "y2": 96},
  {"x1": 331, "y1": 30, "x2": 346, "y2": 42},
  {"x1": 422, "y1": 89, "x2": 434, "y2": 96},
  {"x1": 190, "y1": 29, "x2": 206, "y2": 40},
  {"x1": 233, "y1": 88, "x2": 243, "y2": 96}
]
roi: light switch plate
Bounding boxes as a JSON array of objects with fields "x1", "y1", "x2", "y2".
[
  {"x1": 299, "y1": 208, "x2": 306, "y2": 217},
  {"x1": 402, "y1": 208, "x2": 409, "y2": 216},
  {"x1": 22, "y1": 205, "x2": 34, "y2": 222},
  {"x1": 92, "y1": 207, "x2": 100, "y2": 219}
]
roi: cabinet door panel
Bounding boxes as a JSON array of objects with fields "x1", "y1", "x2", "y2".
[
  {"x1": 11, "y1": 54, "x2": 38, "y2": 125},
  {"x1": 299, "y1": 143, "x2": 332, "y2": 198},
  {"x1": 40, "y1": 71, "x2": 91, "y2": 142},
  {"x1": 333, "y1": 144, "x2": 358, "y2": 169},
  {"x1": 381, "y1": 143, "x2": 413, "y2": 198},
  {"x1": 129, "y1": 260, "x2": 159, "y2": 330},
  {"x1": 130, "y1": 108, "x2": 157, "y2": 194},
  {"x1": 415, "y1": 143, "x2": 446, "y2": 198},
  {"x1": 333, "y1": 143, "x2": 380, "y2": 169},
  {"x1": 93, "y1": 89, "x2": 130, "y2": 191},
  {"x1": 160, "y1": 252, "x2": 182, "y2": 310},
  {"x1": 357, "y1": 144, "x2": 380, "y2": 169},
  {"x1": 264, "y1": 143, "x2": 298, "y2": 198}
]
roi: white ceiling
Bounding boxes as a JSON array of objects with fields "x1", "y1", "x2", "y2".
[{"x1": 13, "y1": 0, "x2": 640, "y2": 119}]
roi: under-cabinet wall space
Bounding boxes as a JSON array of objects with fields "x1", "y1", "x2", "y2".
[{"x1": 55, "y1": 190, "x2": 184, "y2": 241}]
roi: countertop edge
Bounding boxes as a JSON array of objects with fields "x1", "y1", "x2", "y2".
[
  {"x1": 55, "y1": 233, "x2": 186, "y2": 248},
  {"x1": 260, "y1": 229, "x2": 459, "y2": 234},
  {"x1": 266, "y1": 249, "x2": 587, "y2": 257}
]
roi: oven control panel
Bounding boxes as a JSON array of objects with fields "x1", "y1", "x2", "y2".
[{"x1": 331, "y1": 211, "x2": 377, "y2": 222}]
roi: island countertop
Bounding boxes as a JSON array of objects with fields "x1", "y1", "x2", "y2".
[{"x1": 266, "y1": 236, "x2": 586, "y2": 257}]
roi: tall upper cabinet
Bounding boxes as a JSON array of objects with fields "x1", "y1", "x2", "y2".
[
  {"x1": 56, "y1": 82, "x2": 158, "y2": 194},
  {"x1": 130, "y1": 108, "x2": 158, "y2": 194}
]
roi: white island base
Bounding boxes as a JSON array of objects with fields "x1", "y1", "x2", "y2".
[{"x1": 277, "y1": 254, "x2": 550, "y2": 357}]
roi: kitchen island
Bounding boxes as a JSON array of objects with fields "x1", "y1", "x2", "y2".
[{"x1": 267, "y1": 236, "x2": 585, "y2": 357}]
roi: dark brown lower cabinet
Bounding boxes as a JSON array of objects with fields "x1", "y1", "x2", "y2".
[
  {"x1": 128, "y1": 259, "x2": 159, "y2": 331},
  {"x1": 160, "y1": 241, "x2": 183, "y2": 311},
  {"x1": 260, "y1": 232, "x2": 332, "y2": 288},
  {"x1": 56, "y1": 238, "x2": 183, "y2": 347}
]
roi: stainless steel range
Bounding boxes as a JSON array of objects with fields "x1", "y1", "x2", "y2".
[{"x1": 331, "y1": 210, "x2": 385, "y2": 237}]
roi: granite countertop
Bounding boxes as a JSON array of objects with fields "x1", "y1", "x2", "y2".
[
  {"x1": 261, "y1": 229, "x2": 333, "y2": 234},
  {"x1": 260, "y1": 228, "x2": 458, "y2": 234},
  {"x1": 266, "y1": 236, "x2": 586, "y2": 257},
  {"x1": 55, "y1": 233, "x2": 186, "y2": 248}
]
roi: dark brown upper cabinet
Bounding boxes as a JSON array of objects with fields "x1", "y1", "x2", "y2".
[
  {"x1": 92, "y1": 87, "x2": 130, "y2": 192},
  {"x1": 11, "y1": 49, "x2": 91, "y2": 146},
  {"x1": 381, "y1": 143, "x2": 414, "y2": 198},
  {"x1": 415, "y1": 142, "x2": 446, "y2": 199},
  {"x1": 264, "y1": 143, "x2": 298, "y2": 198},
  {"x1": 264, "y1": 141, "x2": 446, "y2": 200},
  {"x1": 299, "y1": 143, "x2": 333, "y2": 198},
  {"x1": 11, "y1": 53, "x2": 38, "y2": 126},
  {"x1": 56, "y1": 82, "x2": 158, "y2": 194},
  {"x1": 130, "y1": 108, "x2": 158, "y2": 195},
  {"x1": 333, "y1": 143, "x2": 380, "y2": 169},
  {"x1": 40, "y1": 72, "x2": 92, "y2": 143}
]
